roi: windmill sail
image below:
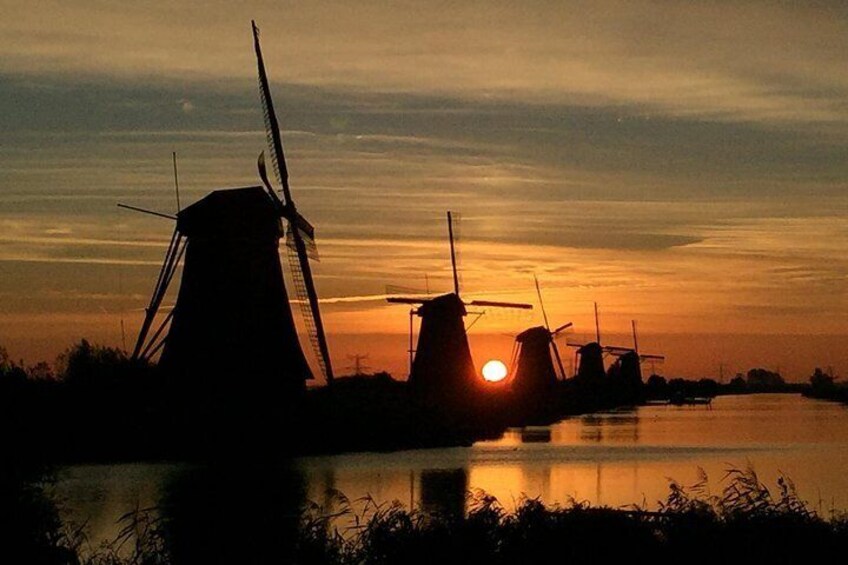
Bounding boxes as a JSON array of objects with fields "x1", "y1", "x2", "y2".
[
  {"x1": 252, "y1": 20, "x2": 335, "y2": 384},
  {"x1": 534, "y1": 274, "x2": 567, "y2": 379}
]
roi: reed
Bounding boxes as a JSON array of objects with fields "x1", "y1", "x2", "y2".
[{"x1": 11, "y1": 465, "x2": 848, "y2": 564}]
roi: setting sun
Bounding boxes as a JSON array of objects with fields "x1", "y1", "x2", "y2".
[{"x1": 482, "y1": 359, "x2": 509, "y2": 383}]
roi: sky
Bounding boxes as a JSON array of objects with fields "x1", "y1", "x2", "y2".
[{"x1": 1, "y1": 0, "x2": 846, "y2": 381}]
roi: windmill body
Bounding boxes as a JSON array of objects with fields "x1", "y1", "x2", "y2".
[
  {"x1": 511, "y1": 326, "x2": 559, "y2": 396},
  {"x1": 408, "y1": 292, "x2": 477, "y2": 398},
  {"x1": 607, "y1": 350, "x2": 642, "y2": 387},
  {"x1": 158, "y1": 187, "x2": 312, "y2": 391},
  {"x1": 575, "y1": 342, "x2": 606, "y2": 381},
  {"x1": 509, "y1": 276, "x2": 570, "y2": 395}
]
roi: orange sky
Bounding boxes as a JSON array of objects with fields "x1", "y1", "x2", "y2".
[{"x1": 1, "y1": 1, "x2": 846, "y2": 381}]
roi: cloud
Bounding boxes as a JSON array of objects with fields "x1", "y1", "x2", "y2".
[
  {"x1": 1, "y1": 1, "x2": 847, "y2": 372},
  {"x1": 2, "y1": 1, "x2": 848, "y2": 125}
]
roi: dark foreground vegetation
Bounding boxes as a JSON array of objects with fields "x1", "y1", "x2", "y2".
[
  {"x1": 803, "y1": 367, "x2": 848, "y2": 405},
  {"x1": 6, "y1": 464, "x2": 848, "y2": 564}
]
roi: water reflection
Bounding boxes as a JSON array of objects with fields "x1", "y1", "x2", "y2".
[
  {"x1": 54, "y1": 395, "x2": 848, "y2": 550},
  {"x1": 160, "y1": 464, "x2": 307, "y2": 563},
  {"x1": 419, "y1": 469, "x2": 467, "y2": 517},
  {"x1": 579, "y1": 412, "x2": 640, "y2": 443},
  {"x1": 520, "y1": 427, "x2": 552, "y2": 443}
]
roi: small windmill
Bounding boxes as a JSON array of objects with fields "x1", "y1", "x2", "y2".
[
  {"x1": 509, "y1": 276, "x2": 572, "y2": 395},
  {"x1": 566, "y1": 302, "x2": 606, "y2": 380},
  {"x1": 568, "y1": 305, "x2": 664, "y2": 383},
  {"x1": 387, "y1": 211, "x2": 531, "y2": 398},
  {"x1": 604, "y1": 320, "x2": 665, "y2": 383}
]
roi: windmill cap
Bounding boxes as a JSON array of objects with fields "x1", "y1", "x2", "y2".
[
  {"x1": 417, "y1": 292, "x2": 467, "y2": 316},
  {"x1": 516, "y1": 326, "x2": 550, "y2": 342},
  {"x1": 177, "y1": 186, "x2": 283, "y2": 240}
]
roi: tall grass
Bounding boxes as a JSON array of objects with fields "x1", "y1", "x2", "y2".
[{"x1": 17, "y1": 466, "x2": 848, "y2": 564}]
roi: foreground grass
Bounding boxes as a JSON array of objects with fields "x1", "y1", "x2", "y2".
[
  {"x1": 4, "y1": 464, "x2": 846, "y2": 563},
  {"x1": 15, "y1": 466, "x2": 837, "y2": 564}
]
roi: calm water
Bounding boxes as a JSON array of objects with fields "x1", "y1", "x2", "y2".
[{"x1": 54, "y1": 394, "x2": 848, "y2": 546}]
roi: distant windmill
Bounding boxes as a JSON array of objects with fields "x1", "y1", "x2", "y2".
[
  {"x1": 126, "y1": 21, "x2": 333, "y2": 392},
  {"x1": 568, "y1": 307, "x2": 664, "y2": 383},
  {"x1": 388, "y1": 211, "x2": 532, "y2": 399},
  {"x1": 509, "y1": 275, "x2": 572, "y2": 396},
  {"x1": 603, "y1": 320, "x2": 665, "y2": 383},
  {"x1": 346, "y1": 354, "x2": 371, "y2": 376},
  {"x1": 567, "y1": 302, "x2": 605, "y2": 381}
]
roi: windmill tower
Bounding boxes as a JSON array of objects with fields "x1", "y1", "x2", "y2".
[
  {"x1": 509, "y1": 276, "x2": 572, "y2": 397},
  {"x1": 128, "y1": 21, "x2": 334, "y2": 394},
  {"x1": 388, "y1": 212, "x2": 531, "y2": 400}
]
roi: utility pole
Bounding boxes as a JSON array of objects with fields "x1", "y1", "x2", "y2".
[{"x1": 346, "y1": 353, "x2": 371, "y2": 376}]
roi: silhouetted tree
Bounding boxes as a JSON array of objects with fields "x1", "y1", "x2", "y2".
[
  {"x1": 697, "y1": 378, "x2": 719, "y2": 398},
  {"x1": 0, "y1": 345, "x2": 27, "y2": 388},
  {"x1": 55, "y1": 339, "x2": 130, "y2": 386},
  {"x1": 746, "y1": 368, "x2": 785, "y2": 389},
  {"x1": 646, "y1": 374, "x2": 667, "y2": 388},
  {"x1": 810, "y1": 367, "x2": 835, "y2": 391},
  {"x1": 26, "y1": 361, "x2": 54, "y2": 381},
  {"x1": 729, "y1": 374, "x2": 747, "y2": 391},
  {"x1": 644, "y1": 374, "x2": 668, "y2": 399}
]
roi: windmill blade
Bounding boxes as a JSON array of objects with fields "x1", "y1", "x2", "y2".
[
  {"x1": 603, "y1": 345, "x2": 636, "y2": 355},
  {"x1": 552, "y1": 322, "x2": 573, "y2": 336},
  {"x1": 117, "y1": 203, "x2": 176, "y2": 221},
  {"x1": 253, "y1": 20, "x2": 334, "y2": 385},
  {"x1": 639, "y1": 354, "x2": 666, "y2": 361},
  {"x1": 468, "y1": 299, "x2": 532, "y2": 310},
  {"x1": 387, "y1": 296, "x2": 428, "y2": 305},
  {"x1": 447, "y1": 211, "x2": 460, "y2": 295},
  {"x1": 253, "y1": 21, "x2": 290, "y2": 203},
  {"x1": 285, "y1": 240, "x2": 333, "y2": 383},
  {"x1": 286, "y1": 223, "x2": 319, "y2": 261},
  {"x1": 257, "y1": 151, "x2": 284, "y2": 207},
  {"x1": 551, "y1": 340, "x2": 567, "y2": 380},
  {"x1": 259, "y1": 151, "x2": 317, "y2": 244},
  {"x1": 533, "y1": 274, "x2": 551, "y2": 331}
]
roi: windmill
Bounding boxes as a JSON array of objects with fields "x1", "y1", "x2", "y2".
[
  {"x1": 508, "y1": 275, "x2": 572, "y2": 396},
  {"x1": 567, "y1": 306, "x2": 664, "y2": 384},
  {"x1": 603, "y1": 320, "x2": 665, "y2": 385},
  {"x1": 127, "y1": 21, "x2": 333, "y2": 392},
  {"x1": 567, "y1": 302, "x2": 606, "y2": 381},
  {"x1": 387, "y1": 211, "x2": 531, "y2": 399}
]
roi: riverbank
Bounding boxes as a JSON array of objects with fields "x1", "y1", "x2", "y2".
[
  {"x1": 2, "y1": 369, "x2": 644, "y2": 464},
  {"x1": 803, "y1": 384, "x2": 848, "y2": 405}
]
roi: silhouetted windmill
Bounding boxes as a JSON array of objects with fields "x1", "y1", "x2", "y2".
[
  {"x1": 388, "y1": 212, "x2": 531, "y2": 399},
  {"x1": 604, "y1": 320, "x2": 665, "y2": 384},
  {"x1": 567, "y1": 302, "x2": 606, "y2": 381},
  {"x1": 127, "y1": 21, "x2": 333, "y2": 391},
  {"x1": 509, "y1": 276, "x2": 572, "y2": 396},
  {"x1": 568, "y1": 307, "x2": 664, "y2": 384}
]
